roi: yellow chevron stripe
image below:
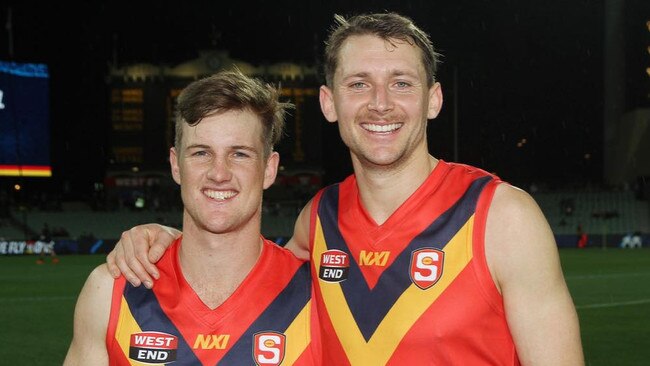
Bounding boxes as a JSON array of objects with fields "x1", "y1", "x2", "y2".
[
  {"x1": 313, "y1": 215, "x2": 474, "y2": 365},
  {"x1": 115, "y1": 296, "x2": 153, "y2": 366},
  {"x1": 281, "y1": 300, "x2": 312, "y2": 365}
]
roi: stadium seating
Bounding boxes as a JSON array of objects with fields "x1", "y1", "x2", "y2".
[
  {"x1": 532, "y1": 189, "x2": 649, "y2": 236},
  {"x1": 1, "y1": 200, "x2": 299, "y2": 241},
  {"x1": 5, "y1": 208, "x2": 182, "y2": 240},
  {"x1": 2, "y1": 190, "x2": 646, "y2": 246}
]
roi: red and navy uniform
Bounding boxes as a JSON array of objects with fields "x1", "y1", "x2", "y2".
[
  {"x1": 310, "y1": 160, "x2": 520, "y2": 365},
  {"x1": 106, "y1": 237, "x2": 317, "y2": 365}
]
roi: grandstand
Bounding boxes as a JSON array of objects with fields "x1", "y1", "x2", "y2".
[
  {"x1": 2, "y1": 203, "x2": 298, "y2": 242},
  {"x1": 0, "y1": 187, "x2": 302, "y2": 251},
  {"x1": 9, "y1": 207, "x2": 181, "y2": 241},
  {"x1": 0, "y1": 217, "x2": 24, "y2": 240},
  {"x1": 532, "y1": 187, "x2": 650, "y2": 247},
  {"x1": 1, "y1": 182, "x2": 647, "y2": 251},
  {"x1": 1, "y1": 203, "x2": 179, "y2": 246}
]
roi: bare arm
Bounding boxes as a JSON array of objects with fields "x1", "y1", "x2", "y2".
[
  {"x1": 282, "y1": 199, "x2": 313, "y2": 261},
  {"x1": 63, "y1": 264, "x2": 114, "y2": 366},
  {"x1": 106, "y1": 224, "x2": 181, "y2": 288},
  {"x1": 486, "y1": 184, "x2": 584, "y2": 365}
]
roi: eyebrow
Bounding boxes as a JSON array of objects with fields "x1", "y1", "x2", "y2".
[
  {"x1": 341, "y1": 69, "x2": 418, "y2": 81},
  {"x1": 185, "y1": 144, "x2": 211, "y2": 150},
  {"x1": 390, "y1": 70, "x2": 417, "y2": 78},
  {"x1": 343, "y1": 72, "x2": 370, "y2": 80},
  {"x1": 185, "y1": 144, "x2": 259, "y2": 154},
  {"x1": 230, "y1": 145, "x2": 259, "y2": 154}
]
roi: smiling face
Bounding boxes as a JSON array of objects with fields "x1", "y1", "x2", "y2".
[
  {"x1": 170, "y1": 108, "x2": 278, "y2": 235},
  {"x1": 320, "y1": 34, "x2": 442, "y2": 171}
]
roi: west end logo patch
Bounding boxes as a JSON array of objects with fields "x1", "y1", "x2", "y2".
[
  {"x1": 409, "y1": 248, "x2": 444, "y2": 290},
  {"x1": 319, "y1": 249, "x2": 350, "y2": 282},
  {"x1": 129, "y1": 331, "x2": 178, "y2": 363},
  {"x1": 253, "y1": 331, "x2": 286, "y2": 366}
]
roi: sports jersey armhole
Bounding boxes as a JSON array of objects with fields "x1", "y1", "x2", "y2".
[
  {"x1": 308, "y1": 189, "x2": 325, "y2": 255},
  {"x1": 471, "y1": 179, "x2": 505, "y2": 313}
]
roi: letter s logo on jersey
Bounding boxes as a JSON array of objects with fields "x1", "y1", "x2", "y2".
[
  {"x1": 409, "y1": 248, "x2": 444, "y2": 290},
  {"x1": 319, "y1": 249, "x2": 350, "y2": 282},
  {"x1": 253, "y1": 331, "x2": 285, "y2": 366}
]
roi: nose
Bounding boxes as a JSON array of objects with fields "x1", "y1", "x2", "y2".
[
  {"x1": 367, "y1": 85, "x2": 393, "y2": 112},
  {"x1": 207, "y1": 155, "x2": 232, "y2": 182}
]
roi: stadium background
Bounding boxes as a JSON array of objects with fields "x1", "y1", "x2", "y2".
[
  {"x1": 0, "y1": 1, "x2": 649, "y2": 365},
  {"x1": 1, "y1": 0, "x2": 648, "y2": 251}
]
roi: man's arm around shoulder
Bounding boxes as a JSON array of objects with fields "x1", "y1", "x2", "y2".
[
  {"x1": 486, "y1": 184, "x2": 584, "y2": 365},
  {"x1": 63, "y1": 264, "x2": 114, "y2": 365}
]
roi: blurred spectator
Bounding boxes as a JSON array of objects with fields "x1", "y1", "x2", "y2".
[
  {"x1": 577, "y1": 224, "x2": 588, "y2": 249},
  {"x1": 620, "y1": 232, "x2": 643, "y2": 249},
  {"x1": 35, "y1": 236, "x2": 59, "y2": 265}
]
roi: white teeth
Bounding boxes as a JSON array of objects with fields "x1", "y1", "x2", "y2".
[
  {"x1": 204, "y1": 190, "x2": 236, "y2": 200},
  {"x1": 363, "y1": 123, "x2": 402, "y2": 132}
]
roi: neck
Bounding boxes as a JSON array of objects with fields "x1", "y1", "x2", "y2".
[
  {"x1": 352, "y1": 151, "x2": 438, "y2": 225},
  {"x1": 178, "y1": 223, "x2": 263, "y2": 309}
]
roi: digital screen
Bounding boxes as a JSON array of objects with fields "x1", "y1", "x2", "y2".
[{"x1": 0, "y1": 61, "x2": 51, "y2": 177}]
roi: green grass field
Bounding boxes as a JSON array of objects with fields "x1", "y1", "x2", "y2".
[{"x1": 1, "y1": 249, "x2": 649, "y2": 365}]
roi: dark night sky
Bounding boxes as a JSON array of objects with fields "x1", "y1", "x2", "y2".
[{"x1": 3, "y1": 0, "x2": 645, "y2": 197}]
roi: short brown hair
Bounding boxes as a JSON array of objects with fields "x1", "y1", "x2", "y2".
[
  {"x1": 324, "y1": 12, "x2": 441, "y2": 88},
  {"x1": 174, "y1": 69, "x2": 292, "y2": 156}
]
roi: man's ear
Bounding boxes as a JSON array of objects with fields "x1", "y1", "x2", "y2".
[
  {"x1": 319, "y1": 85, "x2": 338, "y2": 123},
  {"x1": 170, "y1": 147, "x2": 181, "y2": 185},
  {"x1": 263, "y1": 151, "x2": 280, "y2": 189},
  {"x1": 427, "y1": 82, "x2": 443, "y2": 120}
]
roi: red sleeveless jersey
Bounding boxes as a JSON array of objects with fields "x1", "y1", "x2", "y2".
[
  {"x1": 310, "y1": 160, "x2": 520, "y2": 365},
  {"x1": 106, "y1": 237, "x2": 318, "y2": 365}
]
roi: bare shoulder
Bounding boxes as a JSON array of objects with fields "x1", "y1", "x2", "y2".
[
  {"x1": 86, "y1": 263, "x2": 117, "y2": 291},
  {"x1": 487, "y1": 183, "x2": 552, "y2": 244},
  {"x1": 63, "y1": 264, "x2": 114, "y2": 365},
  {"x1": 72, "y1": 263, "x2": 115, "y2": 335},
  {"x1": 77, "y1": 263, "x2": 115, "y2": 322},
  {"x1": 489, "y1": 183, "x2": 543, "y2": 221},
  {"x1": 485, "y1": 183, "x2": 559, "y2": 290}
]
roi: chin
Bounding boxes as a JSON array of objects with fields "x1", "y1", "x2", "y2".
[
  {"x1": 205, "y1": 225, "x2": 235, "y2": 235},
  {"x1": 197, "y1": 219, "x2": 234, "y2": 234},
  {"x1": 363, "y1": 153, "x2": 402, "y2": 167}
]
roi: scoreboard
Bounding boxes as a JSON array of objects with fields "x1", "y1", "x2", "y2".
[{"x1": 0, "y1": 61, "x2": 51, "y2": 177}]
